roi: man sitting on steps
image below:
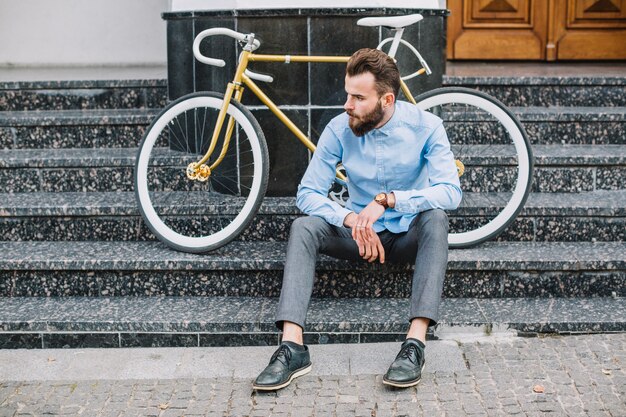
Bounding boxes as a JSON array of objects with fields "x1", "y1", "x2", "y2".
[{"x1": 253, "y1": 48, "x2": 462, "y2": 391}]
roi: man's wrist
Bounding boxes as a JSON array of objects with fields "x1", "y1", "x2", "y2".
[
  {"x1": 373, "y1": 192, "x2": 396, "y2": 209},
  {"x1": 343, "y1": 211, "x2": 356, "y2": 227}
]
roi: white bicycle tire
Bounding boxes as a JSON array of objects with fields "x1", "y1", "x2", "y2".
[
  {"x1": 415, "y1": 87, "x2": 533, "y2": 248},
  {"x1": 135, "y1": 93, "x2": 268, "y2": 253}
]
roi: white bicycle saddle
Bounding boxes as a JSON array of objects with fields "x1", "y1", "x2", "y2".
[{"x1": 357, "y1": 14, "x2": 423, "y2": 29}]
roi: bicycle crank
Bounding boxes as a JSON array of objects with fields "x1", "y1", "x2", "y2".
[
  {"x1": 455, "y1": 159, "x2": 465, "y2": 177},
  {"x1": 186, "y1": 162, "x2": 211, "y2": 182}
]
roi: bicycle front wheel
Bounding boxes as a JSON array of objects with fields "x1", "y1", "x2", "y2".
[
  {"x1": 414, "y1": 87, "x2": 533, "y2": 248},
  {"x1": 135, "y1": 92, "x2": 269, "y2": 253}
]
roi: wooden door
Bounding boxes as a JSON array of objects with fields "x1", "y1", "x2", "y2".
[
  {"x1": 448, "y1": 0, "x2": 626, "y2": 60},
  {"x1": 550, "y1": 0, "x2": 626, "y2": 60}
]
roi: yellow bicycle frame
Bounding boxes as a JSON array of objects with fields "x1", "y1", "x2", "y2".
[{"x1": 190, "y1": 49, "x2": 425, "y2": 182}]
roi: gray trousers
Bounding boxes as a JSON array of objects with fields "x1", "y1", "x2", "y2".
[{"x1": 275, "y1": 209, "x2": 449, "y2": 330}]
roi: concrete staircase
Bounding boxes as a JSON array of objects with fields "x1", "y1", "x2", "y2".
[{"x1": 0, "y1": 69, "x2": 624, "y2": 349}]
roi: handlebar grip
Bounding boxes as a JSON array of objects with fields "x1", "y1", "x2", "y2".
[
  {"x1": 193, "y1": 28, "x2": 261, "y2": 67},
  {"x1": 245, "y1": 69, "x2": 273, "y2": 83}
]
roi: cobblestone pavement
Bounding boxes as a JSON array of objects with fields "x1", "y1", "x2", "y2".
[{"x1": 1, "y1": 334, "x2": 624, "y2": 416}]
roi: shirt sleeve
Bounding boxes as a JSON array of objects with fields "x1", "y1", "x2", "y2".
[
  {"x1": 296, "y1": 126, "x2": 353, "y2": 227},
  {"x1": 392, "y1": 123, "x2": 463, "y2": 214}
]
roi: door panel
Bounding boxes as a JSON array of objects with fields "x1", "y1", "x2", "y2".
[
  {"x1": 466, "y1": 0, "x2": 532, "y2": 27},
  {"x1": 551, "y1": 0, "x2": 626, "y2": 59},
  {"x1": 448, "y1": 0, "x2": 626, "y2": 60},
  {"x1": 448, "y1": 0, "x2": 548, "y2": 60},
  {"x1": 569, "y1": 0, "x2": 626, "y2": 28}
]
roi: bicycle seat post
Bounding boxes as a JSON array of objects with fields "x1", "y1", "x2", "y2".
[{"x1": 387, "y1": 28, "x2": 405, "y2": 59}]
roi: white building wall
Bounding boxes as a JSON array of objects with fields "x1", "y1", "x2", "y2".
[
  {"x1": 0, "y1": 0, "x2": 445, "y2": 67},
  {"x1": 170, "y1": 0, "x2": 445, "y2": 11},
  {"x1": 0, "y1": 0, "x2": 169, "y2": 67}
]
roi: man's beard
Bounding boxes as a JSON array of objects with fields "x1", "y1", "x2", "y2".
[{"x1": 347, "y1": 101, "x2": 384, "y2": 136}]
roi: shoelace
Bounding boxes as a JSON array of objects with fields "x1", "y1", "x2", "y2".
[
  {"x1": 397, "y1": 343, "x2": 419, "y2": 364},
  {"x1": 270, "y1": 344, "x2": 292, "y2": 367}
]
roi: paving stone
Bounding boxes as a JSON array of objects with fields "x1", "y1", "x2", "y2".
[
  {"x1": 291, "y1": 406, "x2": 315, "y2": 416},
  {"x1": 463, "y1": 404, "x2": 487, "y2": 415},
  {"x1": 1, "y1": 334, "x2": 625, "y2": 415},
  {"x1": 354, "y1": 406, "x2": 376, "y2": 417},
  {"x1": 0, "y1": 407, "x2": 17, "y2": 417},
  {"x1": 97, "y1": 411, "x2": 122, "y2": 417}
]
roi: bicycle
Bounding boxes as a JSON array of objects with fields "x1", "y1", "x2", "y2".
[{"x1": 135, "y1": 13, "x2": 534, "y2": 253}]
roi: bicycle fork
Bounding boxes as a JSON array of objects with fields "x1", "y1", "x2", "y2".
[
  {"x1": 185, "y1": 34, "x2": 348, "y2": 184},
  {"x1": 186, "y1": 39, "x2": 254, "y2": 182},
  {"x1": 185, "y1": 86, "x2": 244, "y2": 182}
]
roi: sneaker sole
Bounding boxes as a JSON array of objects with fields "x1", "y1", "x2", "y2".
[
  {"x1": 252, "y1": 363, "x2": 312, "y2": 391},
  {"x1": 382, "y1": 363, "x2": 426, "y2": 388}
]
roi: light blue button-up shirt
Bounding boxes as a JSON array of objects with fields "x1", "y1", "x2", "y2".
[{"x1": 296, "y1": 100, "x2": 462, "y2": 233}]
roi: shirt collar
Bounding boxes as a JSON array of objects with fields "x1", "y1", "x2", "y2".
[{"x1": 374, "y1": 103, "x2": 400, "y2": 136}]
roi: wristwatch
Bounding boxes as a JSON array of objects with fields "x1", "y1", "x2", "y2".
[{"x1": 374, "y1": 192, "x2": 389, "y2": 209}]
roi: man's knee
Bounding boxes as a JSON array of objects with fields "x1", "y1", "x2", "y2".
[
  {"x1": 416, "y1": 209, "x2": 449, "y2": 237},
  {"x1": 423, "y1": 208, "x2": 449, "y2": 225},
  {"x1": 290, "y1": 216, "x2": 329, "y2": 239}
]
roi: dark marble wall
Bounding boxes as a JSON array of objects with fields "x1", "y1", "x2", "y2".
[{"x1": 163, "y1": 8, "x2": 448, "y2": 195}]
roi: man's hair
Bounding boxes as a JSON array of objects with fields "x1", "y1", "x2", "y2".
[{"x1": 346, "y1": 48, "x2": 400, "y2": 98}]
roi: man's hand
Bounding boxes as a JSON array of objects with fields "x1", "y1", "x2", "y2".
[
  {"x1": 343, "y1": 201, "x2": 386, "y2": 263},
  {"x1": 351, "y1": 200, "x2": 385, "y2": 241},
  {"x1": 358, "y1": 232, "x2": 385, "y2": 263},
  {"x1": 343, "y1": 212, "x2": 358, "y2": 229}
]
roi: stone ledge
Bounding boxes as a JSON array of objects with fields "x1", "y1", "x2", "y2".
[
  {"x1": 0, "y1": 79, "x2": 167, "y2": 91},
  {"x1": 1, "y1": 106, "x2": 624, "y2": 126},
  {"x1": 1, "y1": 191, "x2": 625, "y2": 217},
  {"x1": 0, "y1": 241, "x2": 623, "y2": 272},
  {"x1": 0, "y1": 297, "x2": 623, "y2": 349},
  {"x1": 0, "y1": 193, "x2": 623, "y2": 243},
  {"x1": 0, "y1": 109, "x2": 158, "y2": 126},
  {"x1": 443, "y1": 76, "x2": 626, "y2": 86},
  {"x1": 1, "y1": 144, "x2": 623, "y2": 168}
]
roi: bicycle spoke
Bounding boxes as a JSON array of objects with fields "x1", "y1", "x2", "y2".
[
  {"x1": 415, "y1": 88, "x2": 531, "y2": 247},
  {"x1": 135, "y1": 93, "x2": 267, "y2": 250},
  {"x1": 168, "y1": 121, "x2": 188, "y2": 154}
]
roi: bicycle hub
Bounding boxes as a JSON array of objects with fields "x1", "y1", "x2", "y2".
[{"x1": 186, "y1": 162, "x2": 211, "y2": 182}]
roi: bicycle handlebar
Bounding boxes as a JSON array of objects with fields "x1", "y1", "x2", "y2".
[
  {"x1": 193, "y1": 28, "x2": 261, "y2": 67},
  {"x1": 193, "y1": 19, "x2": 429, "y2": 83}
]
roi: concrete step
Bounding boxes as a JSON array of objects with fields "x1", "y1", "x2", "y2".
[
  {"x1": 0, "y1": 79, "x2": 167, "y2": 111},
  {"x1": 1, "y1": 145, "x2": 624, "y2": 193},
  {"x1": 1, "y1": 75, "x2": 623, "y2": 111},
  {"x1": 0, "y1": 192, "x2": 624, "y2": 242},
  {"x1": 458, "y1": 106, "x2": 625, "y2": 146},
  {"x1": 0, "y1": 241, "x2": 623, "y2": 298},
  {"x1": 1, "y1": 107, "x2": 624, "y2": 150},
  {"x1": 443, "y1": 74, "x2": 626, "y2": 107},
  {"x1": 0, "y1": 109, "x2": 156, "y2": 149},
  {"x1": 0, "y1": 296, "x2": 623, "y2": 349}
]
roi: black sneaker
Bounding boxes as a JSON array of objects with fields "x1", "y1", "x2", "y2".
[
  {"x1": 252, "y1": 341, "x2": 312, "y2": 391},
  {"x1": 383, "y1": 338, "x2": 425, "y2": 388}
]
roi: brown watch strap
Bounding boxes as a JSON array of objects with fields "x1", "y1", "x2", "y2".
[{"x1": 375, "y1": 192, "x2": 389, "y2": 208}]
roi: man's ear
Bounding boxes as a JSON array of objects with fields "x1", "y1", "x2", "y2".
[{"x1": 382, "y1": 92, "x2": 395, "y2": 108}]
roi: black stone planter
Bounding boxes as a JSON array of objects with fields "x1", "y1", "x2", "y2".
[{"x1": 162, "y1": 8, "x2": 448, "y2": 195}]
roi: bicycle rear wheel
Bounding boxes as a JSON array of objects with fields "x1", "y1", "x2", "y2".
[
  {"x1": 414, "y1": 87, "x2": 533, "y2": 248},
  {"x1": 135, "y1": 92, "x2": 269, "y2": 253}
]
